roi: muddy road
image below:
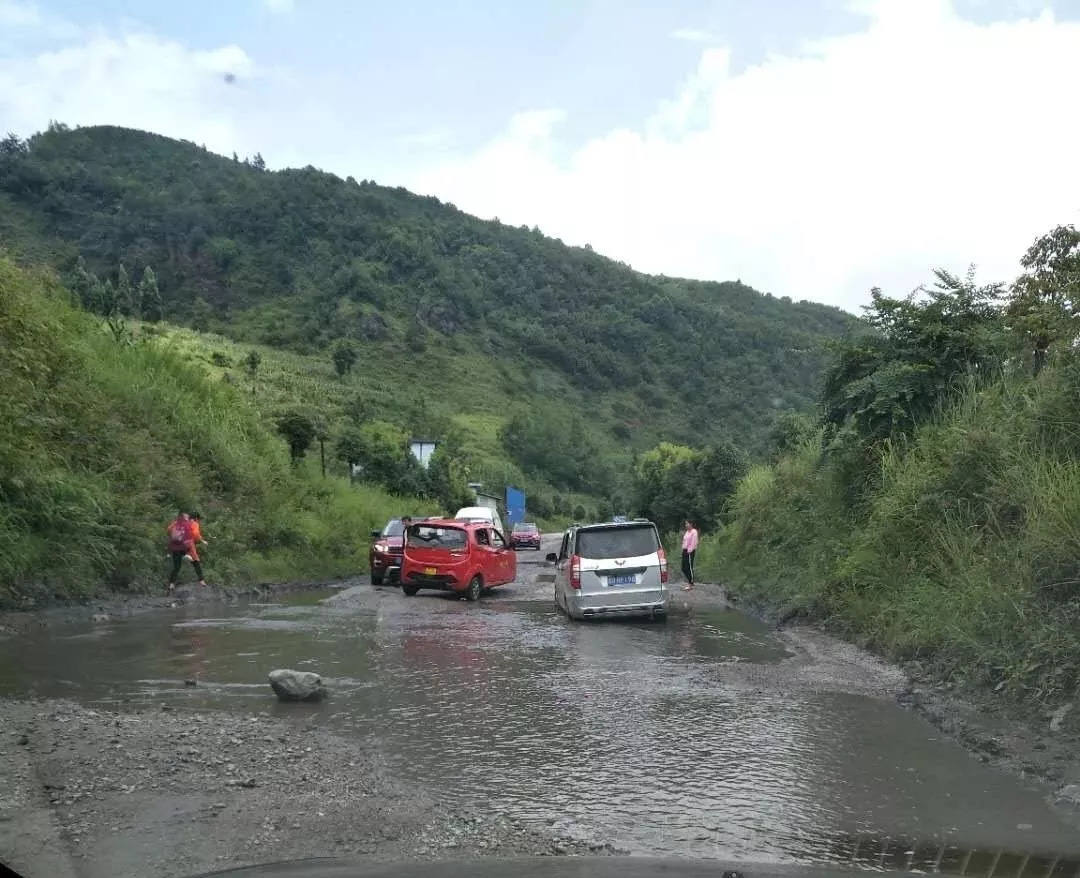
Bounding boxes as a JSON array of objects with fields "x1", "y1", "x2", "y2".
[{"x1": 2, "y1": 535, "x2": 1080, "y2": 877}]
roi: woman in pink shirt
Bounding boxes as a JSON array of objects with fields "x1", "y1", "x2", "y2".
[{"x1": 681, "y1": 519, "x2": 699, "y2": 591}]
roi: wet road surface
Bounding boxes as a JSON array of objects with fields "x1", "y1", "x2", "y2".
[{"x1": 2, "y1": 535, "x2": 1079, "y2": 872}]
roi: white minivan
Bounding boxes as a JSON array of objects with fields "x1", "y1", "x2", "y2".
[
  {"x1": 548, "y1": 519, "x2": 668, "y2": 621},
  {"x1": 454, "y1": 506, "x2": 507, "y2": 541}
]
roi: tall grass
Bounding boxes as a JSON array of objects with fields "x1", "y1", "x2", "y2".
[
  {"x1": 0, "y1": 257, "x2": 431, "y2": 608},
  {"x1": 701, "y1": 357, "x2": 1080, "y2": 705}
]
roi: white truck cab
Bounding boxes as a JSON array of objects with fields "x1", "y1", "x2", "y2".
[{"x1": 454, "y1": 506, "x2": 506, "y2": 540}]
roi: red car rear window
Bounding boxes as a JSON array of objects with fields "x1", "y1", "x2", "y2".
[{"x1": 407, "y1": 525, "x2": 467, "y2": 550}]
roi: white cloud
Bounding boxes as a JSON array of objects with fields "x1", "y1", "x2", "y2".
[
  {"x1": 408, "y1": 0, "x2": 1080, "y2": 311},
  {"x1": 263, "y1": 0, "x2": 295, "y2": 12},
  {"x1": 670, "y1": 28, "x2": 715, "y2": 44},
  {"x1": 397, "y1": 127, "x2": 457, "y2": 151},
  {"x1": 0, "y1": 10, "x2": 263, "y2": 158},
  {"x1": 0, "y1": 0, "x2": 80, "y2": 40},
  {"x1": 0, "y1": 0, "x2": 39, "y2": 27}
]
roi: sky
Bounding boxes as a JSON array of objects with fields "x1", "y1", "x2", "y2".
[{"x1": 2, "y1": 0, "x2": 1080, "y2": 313}]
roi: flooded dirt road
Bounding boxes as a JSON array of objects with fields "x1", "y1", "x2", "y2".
[{"x1": 2, "y1": 537, "x2": 1079, "y2": 877}]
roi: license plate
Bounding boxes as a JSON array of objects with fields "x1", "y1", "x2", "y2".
[
  {"x1": 607, "y1": 574, "x2": 636, "y2": 586},
  {"x1": 424, "y1": 567, "x2": 437, "y2": 576}
]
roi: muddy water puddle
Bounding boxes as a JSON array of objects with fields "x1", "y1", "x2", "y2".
[{"x1": 1, "y1": 587, "x2": 1077, "y2": 868}]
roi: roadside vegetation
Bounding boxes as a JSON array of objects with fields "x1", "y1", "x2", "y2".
[
  {"x1": 697, "y1": 225, "x2": 1080, "y2": 706},
  {"x1": 0, "y1": 256, "x2": 437, "y2": 609}
]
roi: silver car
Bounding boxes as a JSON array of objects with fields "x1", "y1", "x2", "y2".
[{"x1": 548, "y1": 519, "x2": 668, "y2": 621}]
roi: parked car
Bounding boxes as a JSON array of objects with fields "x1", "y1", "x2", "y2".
[
  {"x1": 369, "y1": 516, "x2": 426, "y2": 585},
  {"x1": 453, "y1": 505, "x2": 506, "y2": 541},
  {"x1": 548, "y1": 519, "x2": 668, "y2": 621},
  {"x1": 509, "y1": 521, "x2": 542, "y2": 550},
  {"x1": 400, "y1": 518, "x2": 517, "y2": 601}
]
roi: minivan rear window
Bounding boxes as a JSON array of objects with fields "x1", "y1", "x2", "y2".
[
  {"x1": 407, "y1": 525, "x2": 467, "y2": 550},
  {"x1": 575, "y1": 525, "x2": 658, "y2": 559}
]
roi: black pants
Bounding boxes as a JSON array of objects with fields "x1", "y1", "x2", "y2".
[
  {"x1": 169, "y1": 550, "x2": 204, "y2": 583},
  {"x1": 681, "y1": 549, "x2": 696, "y2": 584}
]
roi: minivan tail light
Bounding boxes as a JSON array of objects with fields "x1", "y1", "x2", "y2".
[
  {"x1": 658, "y1": 547, "x2": 668, "y2": 584},
  {"x1": 570, "y1": 554, "x2": 582, "y2": 589}
]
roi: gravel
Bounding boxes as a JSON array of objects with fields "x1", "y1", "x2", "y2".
[{"x1": 0, "y1": 699, "x2": 618, "y2": 878}]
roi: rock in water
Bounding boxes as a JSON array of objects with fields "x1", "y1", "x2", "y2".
[{"x1": 268, "y1": 669, "x2": 327, "y2": 702}]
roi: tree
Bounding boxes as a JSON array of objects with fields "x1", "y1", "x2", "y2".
[
  {"x1": 822, "y1": 269, "x2": 1006, "y2": 443},
  {"x1": 1005, "y1": 224, "x2": 1080, "y2": 371},
  {"x1": 87, "y1": 275, "x2": 106, "y2": 315},
  {"x1": 275, "y1": 410, "x2": 316, "y2": 464},
  {"x1": 100, "y1": 278, "x2": 118, "y2": 316},
  {"x1": 243, "y1": 350, "x2": 261, "y2": 379},
  {"x1": 632, "y1": 440, "x2": 747, "y2": 534},
  {"x1": 191, "y1": 297, "x2": 212, "y2": 331},
  {"x1": 139, "y1": 266, "x2": 162, "y2": 321},
  {"x1": 0, "y1": 132, "x2": 27, "y2": 157},
  {"x1": 498, "y1": 403, "x2": 611, "y2": 493},
  {"x1": 116, "y1": 262, "x2": 136, "y2": 315},
  {"x1": 425, "y1": 445, "x2": 474, "y2": 512},
  {"x1": 335, "y1": 420, "x2": 427, "y2": 495},
  {"x1": 768, "y1": 411, "x2": 818, "y2": 459},
  {"x1": 314, "y1": 415, "x2": 330, "y2": 478},
  {"x1": 331, "y1": 339, "x2": 358, "y2": 378},
  {"x1": 343, "y1": 393, "x2": 372, "y2": 425},
  {"x1": 632, "y1": 443, "x2": 697, "y2": 522},
  {"x1": 69, "y1": 257, "x2": 93, "y2": 311}
]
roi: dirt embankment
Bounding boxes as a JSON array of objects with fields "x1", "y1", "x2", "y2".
[{"x1": 0, "y1": 699, "x2": 616, "y2": 878}]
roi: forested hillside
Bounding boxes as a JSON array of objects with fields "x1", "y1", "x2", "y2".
[{"x1": 0, "y1": 124, "x2": 855, "y2": 482}]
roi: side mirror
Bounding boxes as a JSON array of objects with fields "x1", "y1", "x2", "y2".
[
  {"x1": 545, "y1": 553, "x2": 558, "y2": 563},
  {"x1": 370, "y1": 530, "x2": 381, "y2": 538}
]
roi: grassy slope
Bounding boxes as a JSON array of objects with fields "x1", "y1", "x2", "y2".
[
  {"x1": 701, "y1": 359, "x2": 1080, "y2": 706},
  {"x1": 155, "y1": 323, "x2": 604, "y2": 523},
  {"x1": 0, "y1": 256, "x2": 435, "y2": 608}
]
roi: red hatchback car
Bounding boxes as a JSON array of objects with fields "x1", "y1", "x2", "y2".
[{"x1": 400, "y1": 519, "x2": 517, "y2": 601}]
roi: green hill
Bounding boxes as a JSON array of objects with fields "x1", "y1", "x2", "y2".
[
  {"x1": 0, "y1": 124, "x2": 856, "y2": 502},
  {"x1": 0, "y1": 256, "x2": 432, "y2": 608}
]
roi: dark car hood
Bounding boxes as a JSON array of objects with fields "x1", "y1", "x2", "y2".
[{"x1": 189, "y1": 857, "x2": 894, "y2": 878}]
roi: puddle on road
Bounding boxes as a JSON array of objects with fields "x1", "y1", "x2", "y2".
[{"x1": 1, "y1": 588, "x2": 1077, "y2": 868}]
